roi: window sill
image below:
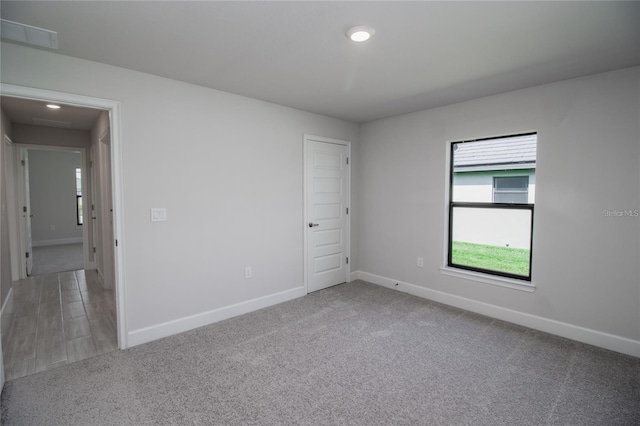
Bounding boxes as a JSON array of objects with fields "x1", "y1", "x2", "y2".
[{"x1": 439, "y1": 266, "x2": 535, "y2": 292}]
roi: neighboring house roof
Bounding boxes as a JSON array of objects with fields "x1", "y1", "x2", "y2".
[{"x1": 453, "y1": 133, "x2": 536, "y2": 172}]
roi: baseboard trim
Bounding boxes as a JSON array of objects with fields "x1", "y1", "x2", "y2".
[
  {"x1": 32, "y1": 238, "x2": 83, "y2": 247},
  {"x1": 1, "y1": 287, "x2": 13, "y2": 317},
  {"x1": 128, "y1": 286, "x2": 307, "y2": 347},
  {"x1": 354, "y1": 271, "x2": 640, "y2": 358}
]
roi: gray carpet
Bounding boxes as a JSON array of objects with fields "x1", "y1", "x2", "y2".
[
  {"x1": 2, "y1": 280, "x2": 639, "y2": 425},
  {"x1": 31, "y1": 243, "x2": 84, "y2": 276}
]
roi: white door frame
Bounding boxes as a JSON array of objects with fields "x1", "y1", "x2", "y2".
[
  {"x1": 97, "y1": 128, "x2": 114, "y2": 289},
  {"x1": 0, "y1": 83, "x2": 128, "y2": 349},
  {"x1": 3, "y1": 135, "x2": 20, "y2": 282},
  {"x1": 303, "y1": 134, "x2": 351, "y2": 294}
]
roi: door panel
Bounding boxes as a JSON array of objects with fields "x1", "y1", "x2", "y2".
[
  {"x1": 3, "y1": 137, "x2": 20, "y2": 281},
  {"x1": 89, "y1": 146, "x2": 97, "y2": 265},
  {"x1": 306, "y1": 138, "x2": 349, "y2": 293},
  {"x1": 22, "y1": 150, "x2": 33, "y2": 276},
  {"x1": 99, "y1": 134, "x2": 114, "y2": 289}
]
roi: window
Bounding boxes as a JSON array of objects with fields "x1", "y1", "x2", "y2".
[
  {"x1": 493, "y1": 176, "x2": 529, "y2": 203},
  {"x1": 448, "y1": 133, "x2": 536, "y2": 281},
  {"x1": 76, "y1": 167, "x2": 83, "y2": 226}
]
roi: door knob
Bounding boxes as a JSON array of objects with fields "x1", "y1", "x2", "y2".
[{"x1": 308, "y1": 222, "x2": 319, "y2": 228}]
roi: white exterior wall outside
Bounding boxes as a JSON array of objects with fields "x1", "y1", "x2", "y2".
[
  {"x1": 453, "y1": 169, "x2": 536, "y2": 203},
  {"x1": 452, "y1": 169, "x2": 535, "y2": 249}
]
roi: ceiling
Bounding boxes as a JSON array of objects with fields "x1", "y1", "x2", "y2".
[
  {"x1": 1, "y1": 1, "x2": 639, "y2": 124},
  {"x1": 0, "y1": 96, "x2": 103, "y2": 130}
]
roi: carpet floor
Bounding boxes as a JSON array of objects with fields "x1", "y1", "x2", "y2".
[
  {"x1": 1, "y1": 280, "x2": 639, "y2": 425},
  {"x1": 31, "y1": 243, "x2": 84, "y2": 276}
]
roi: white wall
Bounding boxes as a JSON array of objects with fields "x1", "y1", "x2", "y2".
[
  {"x1": 358, "y1": 67, "x2": 640, "y2": 350},
  {"x1": 28, "y1": 149, "x2": 83, "y2": 246},
  {"x1": 0, "y1": 42, "x2": 359, "y2": 341}
]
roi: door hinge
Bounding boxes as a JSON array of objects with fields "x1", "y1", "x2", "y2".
[
  {"x1": 93, "y1": 247, "x2": 96, "y2": 253},
  {"x1": 346, "y1": 257, "x2": 349, "y2": 264},
  {"x1": 346, "y1": 157, "x2": 349, "y2": 165},
  {"x1": 25, "y1": 252, "x2": 29, "y2": 258},
  {"x1": 115, "y1": 239, "x2": 118, "y2": 247},
  {"x1": 346, "y1": 207, "x2": 349, "y2": 215},
  {"x1": 91, "y1": 204, "x2": 95, "y2": 211},
  {"x1": 21, "y1": 160, "x2": 25, "y2": 166},
  {"x1": 23, "y1": 206, "x2": 27, "y2": 213}
]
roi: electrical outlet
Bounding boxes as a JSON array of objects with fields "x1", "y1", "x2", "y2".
[
  {"x1": 417, "y1": 257, "x2": 424, "y2": 268},
  {"x1": 50, "y1": 225, "x2": 56, "y2": 231},
  {"x1": 245, "y1": 266, "x2": 252, "y2": 279}
]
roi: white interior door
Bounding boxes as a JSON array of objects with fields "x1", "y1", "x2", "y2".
[
  {"x1": 305, "y1": 136, "x2": 350, "y2": 293},
  {"x1": 3, "y1": 136, "x2": 20, "y2": 281},
  {"x1": 21, "y1": 149, "x2": 33, "y2": 276},
  {"x1": 89, "y1": 146, "x2": 98, "y2": 266},
  {"x1": 99, "y1": 133, "x2": 114, "y2": 289}
]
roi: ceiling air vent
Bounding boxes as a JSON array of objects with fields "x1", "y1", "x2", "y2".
[{"x1": 1, "y1": 19, "x2": 58, "y2": 49}]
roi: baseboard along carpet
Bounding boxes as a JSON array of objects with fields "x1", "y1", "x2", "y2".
[{"x1": 2, "y1": 280, "x2": 639, "y2": 425}]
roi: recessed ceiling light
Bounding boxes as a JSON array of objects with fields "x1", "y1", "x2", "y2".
[
  {"x1": 46, "y1": 104, "x2": 61, "y2": 109},
  {"x1": 346, "y1": 26, "x2": 375, "y2": 43}
]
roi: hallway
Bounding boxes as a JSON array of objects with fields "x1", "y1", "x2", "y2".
[{"x1": 1, "y1": 270, "x2": 116, "y2": 381}]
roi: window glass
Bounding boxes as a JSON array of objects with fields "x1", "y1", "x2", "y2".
[
  {"x1": 450, "y1": 206, "x2": 532, "y2": 277},
  {"x1": 493, "y1": 176, "x2": 529, "y2": 203}
]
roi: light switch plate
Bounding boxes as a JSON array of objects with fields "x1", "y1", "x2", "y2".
[{"x1": 151, "y1": 208, "x2": 167, "y2": 222}]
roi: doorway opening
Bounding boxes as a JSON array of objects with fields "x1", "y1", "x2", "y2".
[
  {"x1": 0, "y1": 85, "x2": 126, "y2": 382},
  {"x1": 22, "y1": 147, "x2": 86, "y2": 277}
]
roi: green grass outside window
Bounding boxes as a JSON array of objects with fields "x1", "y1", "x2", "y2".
[{"x1": 451, "y1": 241, "x2": 530, "y2": 277}]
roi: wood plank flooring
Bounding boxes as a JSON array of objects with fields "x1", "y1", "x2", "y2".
[{"x1": 1, "y1": 270, "x2": 117, "y2": 381}]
